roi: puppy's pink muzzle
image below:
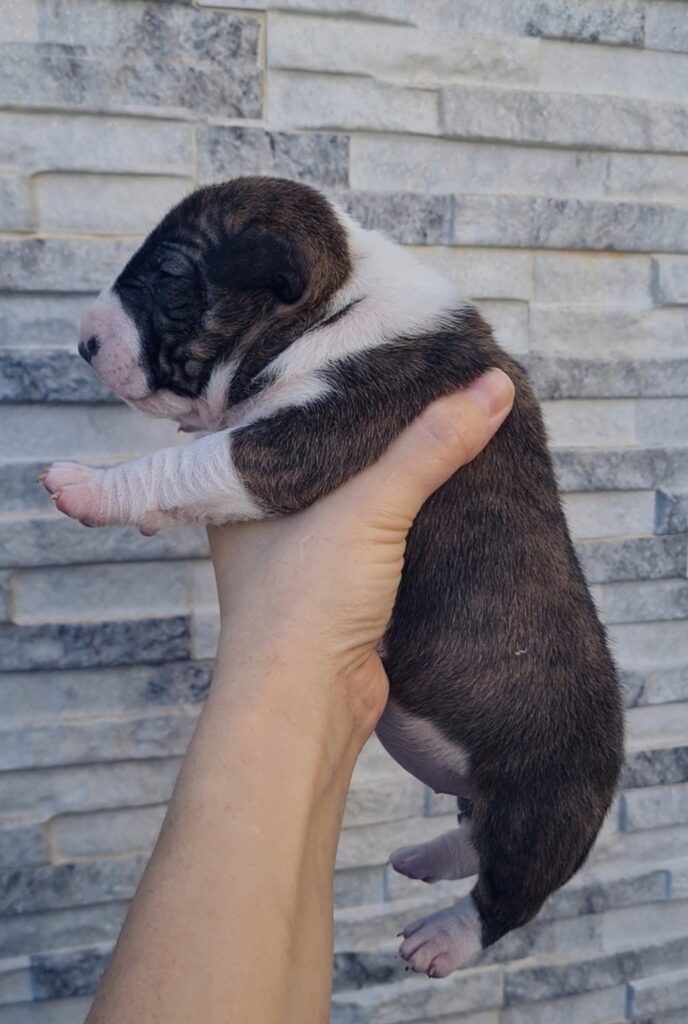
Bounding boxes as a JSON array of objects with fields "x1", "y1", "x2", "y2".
[{"x1": 79, "y1": 289, "x2": 150, "y2": 400}]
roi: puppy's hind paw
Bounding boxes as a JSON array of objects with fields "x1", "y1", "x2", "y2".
[
  {"x1": 398, "y1": 896, "x2": 482, "y2": 979},
  {"x1": 41, "y1": 462, "x2": 111, "y2": 527},
  {"x1": 390, "y1": 828, "x2": 479, "y2": 884}
]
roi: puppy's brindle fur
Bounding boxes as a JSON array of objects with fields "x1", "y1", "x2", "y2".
[{"x1": 44, "y1": 177, "x2": 623, "y2": 978}]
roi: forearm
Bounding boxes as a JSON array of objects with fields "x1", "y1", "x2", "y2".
[{"x1": 86, "y1": 637, "x2": 363, "y2": 1024}]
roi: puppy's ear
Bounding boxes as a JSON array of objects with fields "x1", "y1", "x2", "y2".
[{"x1": 206, "y1": 224, "x2": 308, "y2": 306}]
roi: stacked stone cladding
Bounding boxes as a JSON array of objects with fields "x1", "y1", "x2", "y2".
[{"x1": 1, "y1": 2, "x2": 687, "y2": 1021}]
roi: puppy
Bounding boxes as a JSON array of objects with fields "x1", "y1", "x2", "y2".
[{"x1": 43, "y1": 177, "x2": 623, "y2": 978}]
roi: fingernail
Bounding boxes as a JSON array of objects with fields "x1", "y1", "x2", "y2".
[{"x1": 465, "y1": 368, "x2": 513, "y2": 417}]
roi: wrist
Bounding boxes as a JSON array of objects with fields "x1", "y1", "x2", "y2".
[
  {"x1": 212, "y1": 624, "x2": 383, "y2": 752},
  {"x1": 210, "y1": 644, "x2": 367, "y2": 770}
]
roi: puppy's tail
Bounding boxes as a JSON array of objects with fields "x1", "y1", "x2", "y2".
[{"x1": 469, "y1": 771, "x2": 611, "y2": 949}]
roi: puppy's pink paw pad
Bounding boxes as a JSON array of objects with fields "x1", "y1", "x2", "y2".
[{"x1": 42, "y1": 462, "x2": 109, "y2": 526}]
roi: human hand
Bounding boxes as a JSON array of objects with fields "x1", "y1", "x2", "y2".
[{"x1": 208, "y1": 368, "x2": 515, "y2": 749}]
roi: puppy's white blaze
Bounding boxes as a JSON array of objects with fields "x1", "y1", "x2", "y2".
[
  {"x1": 101, "y1": 430, "x2": 262, "y2": 526},
  {"x1": 80, "y1": 289, "x2": 150, "y2": 400}
]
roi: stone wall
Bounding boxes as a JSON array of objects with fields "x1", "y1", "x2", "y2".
[{"x1": 1, "y1": 1, "x2": 687, "y2": 1022}]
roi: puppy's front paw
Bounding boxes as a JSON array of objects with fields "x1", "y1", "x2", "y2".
[{"x1": 40, "y1": 462, "x2": 111, "y2": 527}]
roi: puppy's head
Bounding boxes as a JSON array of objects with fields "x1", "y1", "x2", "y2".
[{"x1": 79, "y1": 177, "x2": 351, "y2": 428}]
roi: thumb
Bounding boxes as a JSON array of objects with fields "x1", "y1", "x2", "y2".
[{"x1": 354, "y1": 368, "x2": 515, "y2": 522}]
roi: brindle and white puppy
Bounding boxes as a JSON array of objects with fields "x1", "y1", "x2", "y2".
[{"x1": 42, "y1": 177, "x2": 623, "y2": 978}]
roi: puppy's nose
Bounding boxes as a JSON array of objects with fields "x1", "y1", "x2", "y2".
[{"x1": 78, "y1": 335, "x2": 100, "y2": 364}]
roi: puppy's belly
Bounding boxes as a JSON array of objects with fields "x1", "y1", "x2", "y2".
[{"x1": 376, "y1": 697, "x2": 471, "y2": 798}]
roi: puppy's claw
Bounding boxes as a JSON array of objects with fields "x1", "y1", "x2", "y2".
[{"x1": 35, "y1": 471, "x2": 48, "y2": 483}]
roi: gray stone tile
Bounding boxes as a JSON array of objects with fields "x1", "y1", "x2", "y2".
[
  {"x1": 575, "y1": 535, "x2": 688, "y2": 584},
  {"x1": 0, "y1": 111, "x2": 193, "y2": 176},
  {"x1": 0, "y1": 349, "x2": 115, "y2": 404},
  {"x1": 30, "y1": 945, "x2": 111, "y2": 1000},
  {"x1": 656, "y1": 492, "x2": 688, "y2": 535},
  {"x1": 553, "y1": 447, "x2": 688, "y2": 492},
  {"x1": 0, "y1": 515, "x2": 208, "y2": 569},
  {"x1": 0, "y1": 996, "x2": 93, "y2": 1023},
  {"x1": 623, "y1": 746, "x2": 688, "y2": 790},
  {"x1": 335, "y1": 192, "x2": 453, "y2": 245},
  {"x1": 504, "y1": 938, "x2": 684, "y2": 1005},
  {"x1": 519, "y1": 0, "x2": 645, "y2": 46},
  {"x1": 0, "y1": 903, "x2": 128, "y2": 961},
  {"x1": 592, "y1": 579, "x2": 688, "y2": 625},
  {"x1": 198, "y1": 126, "x2": 349, "y2": 188},
  {"x1": 0, "y1": 6, "x2": 262, "y2": 117},
  {"x1": 331, "y1": 964, "x2": 503, "y2": 1022},
  {"x1": 0, "y1": 855, "x2": 147, "y2": 915},
  {"x1": 0, "y1": 662, "x2": 210, "y2": 720},
  {"x1": 334, "y1": 867, "x2": 386, "y2": 910},
  {"x1": 453, "y1": 194, "x2": 688, "y2": 253},
  {"x1": 526, "y1": 355, "x2": 688, "y2": 400},
  {"x1": 0, "y1": 822, "x2": 47, "y2": 870},
  {"x1": 0, "y1": 295, "x2": 94, "y2": 348},
  {"x1": 0, "y1": 239, "x2": 136, "y2": 293},
  {"x1": 0, "y1": 708, "x2": 198, "y2": 771},
  {"x1": 623, "y1": 667, "x2": 688, "y2": 708},
  {"x1": 0, "y1": 616, "x2": 190, "y2": 671},
  {"x1": 442, "y1": 81, "x2": 686, "y2": 151},
  {"x1": 0, "y1": 760, "x2": 182, "y2": 818}
]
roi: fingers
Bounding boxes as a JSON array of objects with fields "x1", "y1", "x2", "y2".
[{"x1": 350, "y1": 368, "x2": 515, "y2": 522}]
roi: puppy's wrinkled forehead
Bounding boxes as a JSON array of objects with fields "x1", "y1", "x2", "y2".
[{"x1": 78, "y1": 177, "x2": 351, "y2": 407}]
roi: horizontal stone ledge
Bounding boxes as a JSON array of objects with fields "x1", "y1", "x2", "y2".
[
  {"x1": 622, "y1": 663, "x2": 688, "y2": 712},
  {"x1": 267, "y1": 15, "x2": 539, "y2": 89},
  {"x1": 0, "y1": 706, "x2": 200, "y2": 773},
  {"x1": 197, "y1": 125, "x2": 349, "y2": 189},
  {"x1": 0, "y1": 758, "x2": 183, "y2": 820},
  {"x1": 0, "y1": 238, "x2": 138, "y2": 293},
  {"x1": 553, "y1": 446, "x2": 688, "y2": 492},
  {"x1": 576, "y1": 535, "x2": 688, "y2": 584},
  {"x1": 525, "y1": 354, "x2": 688, "y2": 400},
  {"x1": 0, "y1": 854, "x2": 148, "y2": 917},
  {"x1": 441, "y1": 83, "x2": 688, "y2": 154},
  {"x1": 592, "y1": 578, "x2": 688, "y2": 626},
  {"x1": 621, "y1": 781, "x2": 688, "y2": 832},
  {"x1": 331, "y1": 961, "x2": 503, "y2": 1023},
  {"x1": 334, "y1": 191, "x2": 454, "y2": 246},
  {"x1": 623, "y1": 745, "x2": 688, "y2": 790},
  {"x1": 7, "y1": 349, "x2": 686, "y2": 407},
  {"x1": 628, "y1": 964, "x2": 688, "y2": 1017},
  {"x1": 267, "y1": 68, "x2": 441, "y2": 135},
  {"x1": 0, "y1": 349, "x2": 115, "y2": 403},
  {"x1": 0, "y1": 615, "x2": 191, "y2": 671},
  {"x1": 0, "y1": 112, "x2": 194, "y2": 178},
  {"x1": 622, "y1": 666, "x2": 688, "y2": 709},
  {"x1": 0, "y1": 514, "x2": 208, "y2": 569},
  {"x1": 1, "y1": 658, "x2": 212, "y2": 725},
  {"x1": 452, "y1": 194, "x2": 688, "y2": 254},
  {"x1": 0, "y1": 5, "x2": 262, "y2": 119},
  {"x1": 30, "y1": 943, "x2": 111, "y2": 1003},
  {"x1": 504, "y1": 932, "x2": 687, "y2": 1007},
  {"x1": 330, "y1": 191, "x2": 688, "y2": 253}
]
